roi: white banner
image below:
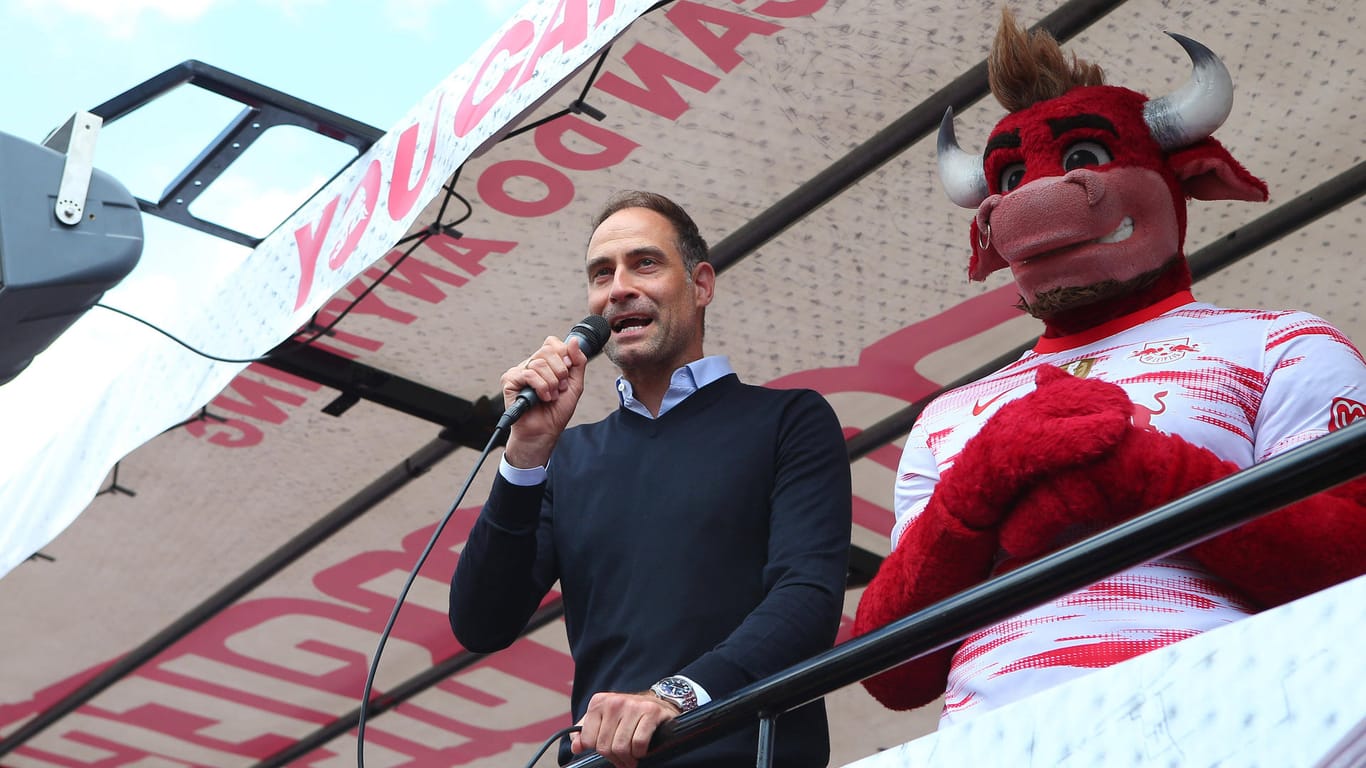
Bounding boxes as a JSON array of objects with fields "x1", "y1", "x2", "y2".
[
  {"x1": 0, "y1": 0, "x2": 657, "y2": 578},
  {"x1": 846, "y1": 576, "x2": 1366, "y2": 768}
]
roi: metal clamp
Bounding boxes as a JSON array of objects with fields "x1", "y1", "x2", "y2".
[{"x1": 42, "y1": 111, "x2": 103, "y2": 226}]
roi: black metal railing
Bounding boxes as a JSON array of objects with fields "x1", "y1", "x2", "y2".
[{"x1": 566, "y1": 418, "x2": 1366, "y2": 766}]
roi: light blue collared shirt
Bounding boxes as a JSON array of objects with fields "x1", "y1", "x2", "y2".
[
  {"x1": 498, "y1": 355, "x2": 734, "y2": 486},
  {"x1": 615, "y1": 354, "x2": 733, "y2": 420}
]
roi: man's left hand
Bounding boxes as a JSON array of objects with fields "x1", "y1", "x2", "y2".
[{"x1": 571, "y1": 691, "x2": 680, "y2": 768}]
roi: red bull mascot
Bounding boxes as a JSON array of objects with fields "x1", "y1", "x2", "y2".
[{"x1": 852, "y1": 9, "x2": 1366, "y2": 724}]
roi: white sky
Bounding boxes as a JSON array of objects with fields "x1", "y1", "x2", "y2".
[
  {"x1": 3, "y1": 0, "x2": 523, "y2": 141},
  {"x1": 0, "y1": 0, "x2": 533, "y2": 573},
  {"x1": 0, "y1": 0, "x2": 523, "y2": 252},
  {"x1": 0, "y1": 0, "x2": 527, "y2": 338}
]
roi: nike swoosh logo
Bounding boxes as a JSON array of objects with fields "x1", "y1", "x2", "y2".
[{"x1": 972, "y1": 391, "x2": 1009, "y2": 417}]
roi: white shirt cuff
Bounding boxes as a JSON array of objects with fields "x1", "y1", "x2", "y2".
[
  {"x1": 676, "y1": 675, "x2": 711, "y2": 706},
  {"x1": 499, "y1": 455, "x2": 547, "y2": 486}
]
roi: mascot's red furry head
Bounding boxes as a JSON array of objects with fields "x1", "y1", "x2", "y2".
[{"x1": 939, "y1": 10, "x2": 1269, "y2": 335}]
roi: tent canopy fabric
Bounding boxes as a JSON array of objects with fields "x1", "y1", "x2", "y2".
[{"x1": 2, "y1": 0, "x2": 1362, "y2": 765}]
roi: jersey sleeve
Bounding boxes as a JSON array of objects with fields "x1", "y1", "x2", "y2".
[
  {"x1": 1254, "y1": 312, "x2": 1366, "y2": 461},
  {"x1": 891, "y1": 420, "x2": 941, "y2": 547}
]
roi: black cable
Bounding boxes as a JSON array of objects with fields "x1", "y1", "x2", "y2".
[
  {"x1": 500, "y1": 45, "x2": 615, "y2": 142},
  {"x1": 296, "y1": 187, "x2": 473, "y2": 347},
  {"x1": 356, "y1": 424, "x2": 506, "y2": 768},
  {"x1": 93, "y1": 187, "x2": 476, "y2": 367},
  {"x1": 94, "y1": 302, "x2": 266, "y2": 363},
  {"x1": 522, "y1": 725, "x2": 583, "y2": 768}
]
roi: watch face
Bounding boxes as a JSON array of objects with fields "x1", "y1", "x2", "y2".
[
  {"x1": 659, "y1": 679, "x2": 691, "y2": 697},
  {"x1": 653, "y1": 677, "x2": 698, "y2": 711}
]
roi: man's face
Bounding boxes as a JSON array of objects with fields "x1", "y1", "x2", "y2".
[{"x1": 585, "y1": 208, "x2": 714, "y2": 375}]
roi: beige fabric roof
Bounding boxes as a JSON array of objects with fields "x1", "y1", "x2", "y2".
[{"x1": 2, "y1": 0, "x2": 1362, "y2": 765}]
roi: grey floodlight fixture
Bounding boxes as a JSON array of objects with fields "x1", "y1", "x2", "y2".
[{"x1": 0, "y1": 112, "x2": 143, "y2": 385}]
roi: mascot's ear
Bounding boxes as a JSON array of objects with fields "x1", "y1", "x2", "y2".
[
  {"x1": 1168, "y1": 137, "x2": 1269, "y2": 202},
  {"x1": 968, "y1": 218, "x2": 1009, "y2": 281}
]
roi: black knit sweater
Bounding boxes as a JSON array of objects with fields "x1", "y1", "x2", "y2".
[{"x1": 450, "y1": 374, "x2": 852, "y2": 766}]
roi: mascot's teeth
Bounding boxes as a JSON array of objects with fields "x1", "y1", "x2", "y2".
[{"x1": 1096, "y1": 217, "x2": 1135, "y2": 244}]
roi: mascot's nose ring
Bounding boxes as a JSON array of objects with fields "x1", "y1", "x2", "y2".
[{"x1": 977, "y1": 221, "x2": 992, "y2": 251}]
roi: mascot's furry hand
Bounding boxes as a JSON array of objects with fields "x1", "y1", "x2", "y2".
[
  {"x1": 945, "y1": 364, "x2": 1134, "y2": 529},
  {"x1": 855, "y1": 364, "x2": 1136, "y2": 711},
  {"x1": 998, "y1": 428, "x2": 1237, "y2": 563},
  {"x1": 1002, "y1": 419, "x2": 1366, "y2": 609}
]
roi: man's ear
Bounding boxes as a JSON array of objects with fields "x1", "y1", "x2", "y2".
[{"x1": 692, "y1": 262, "x2": 716, "y2": 308}]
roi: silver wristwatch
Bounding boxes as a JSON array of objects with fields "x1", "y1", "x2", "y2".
[{"x1": 649, "y1": 676, "x2": 699, "y2": 712}]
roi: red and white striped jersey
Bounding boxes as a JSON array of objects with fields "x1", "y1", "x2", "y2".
[{"x1": 892, "y1": 293, "x2": 1366, "y2": 724}]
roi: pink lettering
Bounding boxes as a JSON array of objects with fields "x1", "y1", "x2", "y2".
[
  {"x1": 477, "y1": 159, "x2": 576, "y2": 217},
  {"x1": 211, "y1": 376, "x2": 311, "y2": 425},
  {"x1": 515, "y1": 0, "x2": 589, "y2": 88},
  {"x1": 666, "y1": 1, "x2": 783, "y2": 73},
  {"x1": 481, "y1": 636, "x2": 575, "y2": 693},
  {"x1": 454, "y1": 20, "x2": 536, "y2": 138},
  {"x1": 752, "y1": 0, "x2": 827, "y2": 18},
  {"x1": 293, "y1": 326, "x2": 384, "y2": 356},
  {"x1": 853, "y1": 494, "x2": 894, "y2": 538},
  {"x1": 534, "y1": 114, "x2": 639, "y2": 171},
  {"x1": 0, "y1": 662, "x2": 108, "y2": 731},
  {"x1": 173, "y1": 600, "x2": 390, "y2": 699},
  {"x1": 326, "y1": 158, "x2": 382, "y2": 270},
  {"x1": 292, "y1": 338, "x2": 360, "y2": 359},
  {"x1": 184, "y1": 416, "x2": 263, "y2": 448},
  {"x1": 387, "y1": 99, "x2": 443, "y2": 220},
  {"x1": 766, "y1": 285, "x2": 1022, "y2": 401},
  {"x1": 594, "y1": 43, "x2": 720, "y2": 120},
  {"x1": 292, "y1": 196, "x2": 339, "y2": 310},
  {"x1": 93, "y1": 678, "x2": 305, "y2": 757},
  {"x1": 596, "y1": 0, "x2": 616, "y2": 26},
  {"x1": 364, "y1": 250, "x2": 470, "y2": 305},
  {"x1": 14, "y1": 722, "x2": 161, "y2": 764},
  {"x1": 319, "y1": 275, "x2": 419, "y2": 326},
  {"x1": 424, "y1": 235, "x2": 518, "y2": 276}
]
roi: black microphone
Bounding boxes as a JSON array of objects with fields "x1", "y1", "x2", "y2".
[{"x1": 496, "y1": 315, "x2": 612, "y2": 431}]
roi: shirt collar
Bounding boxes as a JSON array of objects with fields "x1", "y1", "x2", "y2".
[
  {"x1": 616, "y1": 355, "x2": 734, "y2": 419},
  {"x1": 1033, "y1": 291, "x2": 1198, "y2": 353}
]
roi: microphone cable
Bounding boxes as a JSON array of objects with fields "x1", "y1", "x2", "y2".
[
  {"x1": 357, "y1": 315, "x2": 607, "y2": 766},
  {"x1": 353, "y1": 426, "x2": 593, "y2": 768},
  {"x1": 521, "y1": 725, "x2": 582, "y2": 768},
  {"x1": 356, "y1": 423, "x2": 505, "y2": 768},
  {"x1": 87, "y1": 186, "x2": 474, "y2": 364}
]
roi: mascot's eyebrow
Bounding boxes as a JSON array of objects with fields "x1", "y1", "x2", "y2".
[
  {"x1": 984, "y1": 129, "x2": 1021, "y2": 158},
  {"x1": 1047, "y1": 113, "x2": 1119, "y2": 138}
]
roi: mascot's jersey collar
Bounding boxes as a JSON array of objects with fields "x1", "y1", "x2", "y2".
[{"x1": 1034, "y1": 291, "x2": 1196, "y2": 353}]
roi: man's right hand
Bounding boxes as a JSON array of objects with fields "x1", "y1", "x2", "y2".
[
  {"x1": 571, "y1": 691, "x2": 680, "y2": 768},
  {"x1": 501, "y1": 334, "x2": 590, "y2": 469}
]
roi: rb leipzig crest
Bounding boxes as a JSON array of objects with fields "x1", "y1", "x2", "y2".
[{"x1": 1131, "y1": 338, "x2": 1201, "y2": 365}]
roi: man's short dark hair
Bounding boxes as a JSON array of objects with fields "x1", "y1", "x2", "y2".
[{"x1": 592, "y1": 191, "x2": 710, "y2": 274}]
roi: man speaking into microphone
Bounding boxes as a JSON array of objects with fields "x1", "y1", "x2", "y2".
[{"x1": 449, "y1": 191, "x2": 852, "y2": 767}]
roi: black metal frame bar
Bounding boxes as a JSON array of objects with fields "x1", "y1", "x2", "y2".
[
  {"x1": 0, "y1": 437, "x2": 461, "y2": 758},
  {"x1": 89, "y1": 60, "x2": 384, "y2": 247},
  {"x1": 566, "y1": 419, "x2": 1366, "y2": 767},
  {"x1": 260, "y1": 341, "x2": 502, "y2": 450},
  {"x1": 708, "y1": 0, "x2": 1130, "y2": 273},
  {"x1": 253, "y1": 602, "x2": 569, "y2": 768}
]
